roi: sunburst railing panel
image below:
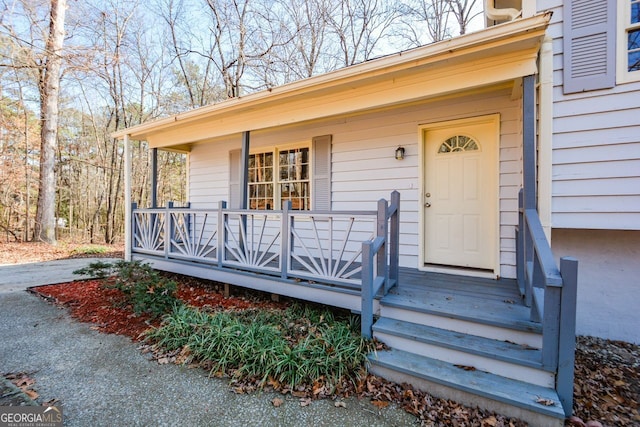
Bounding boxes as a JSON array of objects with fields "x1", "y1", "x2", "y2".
[
  {"x1": 132, "y1": 209, "x2": 166, "y2": 256},
  {"x1": 167, "y1": 209, "x2": 218, "y2": 264},
  {"x1": 221, "y1": 210, "x2": 283, "y2": 274},
  {"x1": 286, "y1": 211, "x2": 377, "y2": 287}
]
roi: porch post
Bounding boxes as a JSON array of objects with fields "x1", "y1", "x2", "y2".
[
  {"x1": 124, "y1": 134, "x2": 132, "y2": 261},
  {"x1": 240, "y1": 131, "x2": 250, "y2": 209},
  {"x1": 522, "y1": 74, "x2": 537, "y2": 210},
  {"x1": 150, "y1": 147, "x2": 158, "y2": 208},
  {"x1": 239, "y1": 132, "x2": 250, "y2": 251},
  {"x1": 557, "y1": 257, "x2": 578, "y2": 417}
]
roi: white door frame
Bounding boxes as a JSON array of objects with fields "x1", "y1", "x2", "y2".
[{"x1": 418, "y1": 114, "x2": 501, "y2": 278}]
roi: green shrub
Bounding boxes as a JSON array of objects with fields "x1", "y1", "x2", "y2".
[
  {"x1": 72, "y1": 260, "x2": 117, "y2": 278},
  {"x1": 75, "y1": 260, "x2": 179, "y2": 318},
  {"x1": 72, "y1": 245, "x2": 110, "y2": 255}
]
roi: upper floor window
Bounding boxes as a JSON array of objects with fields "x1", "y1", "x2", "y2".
[
  {"x1": 628, "y1": 1, "x2": 640, "y2": 71},
  {"x1": 248, "y1": 146, "x2": 310, "y2": 210},
  {"x1": 619, "y1": 0, "x2": 640, "y2": 82}
]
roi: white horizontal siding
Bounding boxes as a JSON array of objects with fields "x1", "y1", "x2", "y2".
[
  {"x1": 187, "y1": 87, "x2": 522, "y2": 277},
  {"x1": 189, "y1": 139, "x2": 238, "y2": 209},
  {"x1": 538, "y1": 0, "x2": 640, "y2": 230},
  {"x1": 328, "y1": 88, "x2": 520, "y2": 276}
]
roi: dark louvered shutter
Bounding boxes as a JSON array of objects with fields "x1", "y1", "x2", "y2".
[
  {"x1": 563, "y1": 0, "x2": 616, "y2": 94},
  {"x1": 312, "y1": 135, "x2": 332, "y2": 211}
]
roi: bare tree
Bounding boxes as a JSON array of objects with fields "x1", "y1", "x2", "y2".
[
  {"x1": 202, "y1": 0, "x2": 295, "y2": 97},
  {"x1": 446, "y1": 0, "x2": 481, "y2": 35},
  {"x1": 157, "y1": 0, "x2": 222, "y2": 109},
  {"x1": 34, "y1": 0, "x2": 66, "y2": 244},
  {"x1": 397, "y1": 0, "x2": 452, "y2": 46},
  {"x1": 268, "y1": 0, "x2": 333, "y2": 82},
  {"x1": 328, "y1": 0, "x2": 399, "y2": 67}
]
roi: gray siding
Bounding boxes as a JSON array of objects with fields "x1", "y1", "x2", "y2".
[{"x1": 539, "y1": 0, "x2": 640, "y2": 230}]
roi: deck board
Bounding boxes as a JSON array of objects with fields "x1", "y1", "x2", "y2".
[{"x1": 397, "y1": 268, "x2": 522, "y2": 302}]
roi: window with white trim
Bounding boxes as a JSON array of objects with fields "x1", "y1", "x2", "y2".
[
  {"x1": 248, "y1": 146, "x2": 311, "y2": 210},
  {"x1": 619, "y1": 0, "x2": 640, "y2": 82}
]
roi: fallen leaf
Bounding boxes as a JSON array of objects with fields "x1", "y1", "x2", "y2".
[
  {"x1": 299, "y1": 398, "x2": 311, "y2": 407},
  {"x1": 267, "y1": 377, "x2": 280, "y2": 389},
  {"x1": 334, "y1": 401, "x2": 346, "y2": 408},
  {"x1": 157, "y1": 357, "x2": 169, "y2": 365},
  {"x1": 15, "y1": 377, "x2": 35, "y2": 388},
  {"x1": 481, "y1": 415, "x2": 497, "y2": 426},
  {"x1": 454, "y1": 364, "x2": 476, "y2": 371},
  {"x1": 568, "y1": 416, "x2": 586, "y2": 427},
  {"x1": 503, "y1": 299, "x2": 515, "y2": 304},
  {"x1": 535, "y1": 396, "x2": 555, "y2": 406},
  {"x1": 24, "y1": 389, "x2": 39, "y2": 400},
  {"x1": 372, "y1": 400, "x2": 389, "y2": 408},
  {"x1": 271, "y1": 397, "x2": 284, "y2": 407},
  {"x1": 175, "y1": 346, "x2": 192, "y2": 365}
]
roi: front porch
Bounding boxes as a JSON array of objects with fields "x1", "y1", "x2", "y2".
[{"x1": 130, "y1": 189, "x2": 577, "y2": 425}]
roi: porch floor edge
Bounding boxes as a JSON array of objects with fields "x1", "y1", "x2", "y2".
[{"x1": 134, "y1": 255, "x2": 367, "y2": 312}]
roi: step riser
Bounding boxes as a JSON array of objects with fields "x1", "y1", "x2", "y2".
[
  {"x1": 374, "y1": 331, "x2": 555, "y2": 388},
  {"x1": 380, "y1": 305, "x2": 543, "y2": 348},
  {"x1": 368, "y1": 362, "x2": 564, "y2": 427}
]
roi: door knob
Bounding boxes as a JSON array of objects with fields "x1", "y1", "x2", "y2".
[{"x1": 425, "y1": 202, "x2": 431, "y2": 208}]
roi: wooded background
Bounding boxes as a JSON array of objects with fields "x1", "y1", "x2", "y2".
[{"x1": 0, "y1": 0, "x2": 481, "y2": 244}]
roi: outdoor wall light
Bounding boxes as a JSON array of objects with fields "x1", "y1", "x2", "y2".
[{"x1": 395, "y1": 146, "x2": 405, "y2": 160}]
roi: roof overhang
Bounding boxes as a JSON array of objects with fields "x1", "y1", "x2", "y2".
[{"x1": 112, "y1": 12, "x2": 551, "y2": 150}]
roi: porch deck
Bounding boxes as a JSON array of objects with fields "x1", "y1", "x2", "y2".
[{"x1": 396, "y1": 268, "x2": 521, "y2": 302}]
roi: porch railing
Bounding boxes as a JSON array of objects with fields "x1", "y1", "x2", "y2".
[
  {"x1": 361, "y1": 191, "x2": 400, "y2": 338},
  {"x1": 132, "y1": 191, "x2": 400, "y2": 334},
  {"x1": 516, "y1": 189, "x2": 578, "y2": 417}
]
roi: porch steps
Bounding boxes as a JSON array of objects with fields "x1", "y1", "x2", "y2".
[
  {"x1": 367, "y1": 348, "x2": 565, "y2": 425},
  {"x1": 369, "y1": 282, "x2": 565, "y2": 425},
  {"x1": 372, "y1": 318, "x2": 555, "y2": 387},
  {"x1": 380, "y1": 292, "x2": 542, "y2": 347}
]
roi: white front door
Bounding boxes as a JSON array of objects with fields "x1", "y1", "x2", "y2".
[{"x1": 423, "y1": 116, "x2": 498, "y2": 271}]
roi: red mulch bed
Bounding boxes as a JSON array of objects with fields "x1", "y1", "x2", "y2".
[
  {"x1": 29, "y1": 273, "x2": 639, "y2": 427},
  {"x1": 33, "y1": 275, "x2": 284, "y2": 341}
]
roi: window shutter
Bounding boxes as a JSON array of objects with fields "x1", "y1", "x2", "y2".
[
  {"x1": 229, "y1": 149, "x2": 241, "y2": 208},
  {"x1": 563, "y1": 0, "x2": 616, "y2": 94},
  {"x1": 312, "y1": 135, "x2": 332, "y2": 211}
]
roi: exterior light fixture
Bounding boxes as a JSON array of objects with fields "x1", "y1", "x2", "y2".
[{"x1": 395, "y1": 146, "x2": 405, "y2": 160}]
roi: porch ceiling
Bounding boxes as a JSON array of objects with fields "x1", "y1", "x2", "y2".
[{"x1": 113, "y1": 12, "x2": 551, "y2": 150}]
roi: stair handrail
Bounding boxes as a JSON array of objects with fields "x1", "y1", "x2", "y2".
[
  {"x1": 516, "y1": 188, "x2": 578, "y2": 417},
  {"x1": 361, "y1": 191, "x2": 400, "y2": 338}
]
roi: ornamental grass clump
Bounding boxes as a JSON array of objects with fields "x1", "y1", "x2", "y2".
[{"x1": 146, "y1": 303, "x2": 373, "y2": 390}]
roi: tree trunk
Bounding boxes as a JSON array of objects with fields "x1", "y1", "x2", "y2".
[{"x1": 34, "y1": 0, "x2": 66, "y2": 244}]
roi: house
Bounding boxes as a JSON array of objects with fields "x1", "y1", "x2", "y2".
[{"x1": 112, "y1": 1, "x2": 639, "y2": 424}]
